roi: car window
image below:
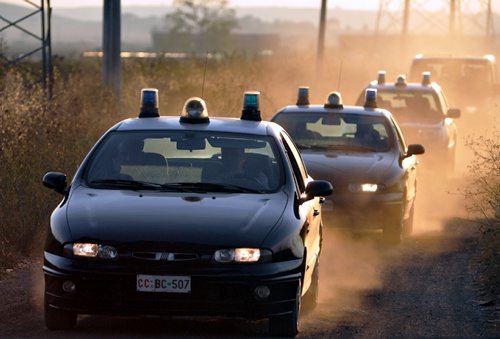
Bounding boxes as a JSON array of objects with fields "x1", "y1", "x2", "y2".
[
  {"x1": 83, "y1": 131, "x2": 284, "y2": 193},
  {"x1": 410, "y1": 59, "x2": 493, "y2": 84},
  {"x1": 273, "y1": 112, "x2": 394, "y2": 152},
  {"x1": 376, "y1": 90, "x2": 444, "y2": 123}
]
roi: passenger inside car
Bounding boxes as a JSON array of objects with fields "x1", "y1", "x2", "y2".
[
  {"x1": 406, "y1": 96, "x2": 439, "y2": 121},
  {"x1": 285, "y1": 119, "x2": 320, "y2": 140},
  {"x1": 120, "y1": 138, "x2": 167, "y2": 167},
  {"x1": 354, "y1": 123, "x2": 383, "y2": 149},
  {"x1": 218, "y1": 148, "x2": 271, "y2": 189}
]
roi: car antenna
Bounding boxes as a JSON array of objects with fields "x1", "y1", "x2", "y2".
[
  {"x1": 201, "y1": 52, "x2": 209, "y2": 98},
  {"x1": 337, "y1": 60, "x2": 343, "y2": 91}
]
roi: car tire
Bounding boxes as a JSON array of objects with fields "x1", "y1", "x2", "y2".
[
  {"x1": 269, "y1": 280, "x2": 301, "y2": 337},
  {"x1": 302, "y1": 261, "x2": 319, "y2": 313},
  {"x1": 44, "y1": 298, "x2": 77, "y2": 330},
  {"x1": 383, "y1": 206, "x2": 403, "y2": 245}
]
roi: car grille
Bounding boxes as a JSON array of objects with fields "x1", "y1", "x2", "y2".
[{"x1": 132, "y1": 252, "x2": 201, "y2": 261}]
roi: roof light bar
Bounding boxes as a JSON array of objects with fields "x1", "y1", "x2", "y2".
[
  {"x1": 395, "y1": 75, "x2": 407, "y2": 87},
  {"x1": 364, "y1": 88, "x2": 378, "y2": 108},
  {"x1": 139, "y1": 88, "x2": 160, "y2": 118},
  {"x1": 180, "y1": 97, "x2": 209, "y2": 124},
  {"x1": 421, "y1": 71, "x2": 431, "y2": 86},
  {"x1": 241, "y1": 91, "x2": 262, "y2": 121},
  {"x1": 324, "y1": 91, "x2": 343, "y2": 109},
  {"x1": 296, "y1": 86, "x2": 310, "y2": 106},
  {"x1": 377, "y1": 70, "x2": 386, "y2": 85}
]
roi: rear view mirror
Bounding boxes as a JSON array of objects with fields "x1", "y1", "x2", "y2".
[
  {"x1": 322, "y1": 115, "x2": 341, "y2": 126},
  {"x1": 176, "y1": 138, "x2": 206, "y2": 150}
]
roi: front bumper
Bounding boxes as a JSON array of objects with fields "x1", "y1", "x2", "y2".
[{"x1": 43, "y1": 252, "x2": 301, "y2": 319}]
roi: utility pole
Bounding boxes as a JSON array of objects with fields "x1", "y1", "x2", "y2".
[
  {"x1": 401, "y1": 0, "x2": 410, "y2": 57},
  {"x1": 317, "y1": 0, "x2": 327, "y2": 76},
  {"x1": 0, "y1": 0, "x2": 52, "y2": 97},
  {"x1": 102, "y1": 0, "x2": 121, "y2": 99}
]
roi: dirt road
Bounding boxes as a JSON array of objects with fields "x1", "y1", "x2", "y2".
[
  {"x1": 0, "y1": 178, "x2": 497, "y2": 338},
  {"x1": 1, "y1": 131, "x2": 498, "y2": 338}
]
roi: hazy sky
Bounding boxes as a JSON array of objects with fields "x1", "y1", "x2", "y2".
[
  {"x1": 3, "y1": 0, "x2": 499, "y2": 13},
  {"x1": 12, "y1": 0, "x2": 381, "y2": 10},
  {"x1": 44, "y1": 1, "x2": 499, "y2": 13}
]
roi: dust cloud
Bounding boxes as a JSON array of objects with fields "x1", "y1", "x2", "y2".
[{"x1": 318, "y1": 224, "x2": 383, "y2": 307}]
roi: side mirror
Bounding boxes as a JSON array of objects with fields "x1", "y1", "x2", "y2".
[
  {"x1": 300, "y1": 180, "x2": 333, "y2": 204},
  {"x1": 446, "y1": 108, "x2": 461, "y2": 118},
  {"x1": 42, "y1": 172, "x2": 67, "y2": 195},
  {"x1": 406, "y1": 144, "x2": 425, "y2": 157}
]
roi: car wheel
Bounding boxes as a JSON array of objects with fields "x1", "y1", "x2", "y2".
[
  {"x1": 403, "y1": 202, "x2": 415, "y2": 237},
  {"x1": 44, "y1": 298, "x2": 77, "y2": 330},
  {"x1": 302, "y1": 261, "x2": 319, "y2": 313},
  {"x1": 383, "y1": 206, "x2": 403, "y2": 245},
  {"x1": 269, "y1": 280, "x2": 301, "y2": 337}
]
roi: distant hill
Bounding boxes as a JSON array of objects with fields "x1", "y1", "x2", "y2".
[{"x1": 1, "y1": 2, "x2": 499, "y2": 56}]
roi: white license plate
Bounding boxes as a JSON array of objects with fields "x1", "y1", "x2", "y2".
[{"x1": 136, "y1": 274, "x2": 191, "y2": 293}]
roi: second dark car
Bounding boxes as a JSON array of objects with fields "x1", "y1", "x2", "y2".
[{"x1": 271, "y1": 88, "x2": 425, "y2": 244}]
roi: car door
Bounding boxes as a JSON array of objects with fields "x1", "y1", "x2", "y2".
[{"x1": 280, "y1": 131, "x2": 322, "y2": 294}]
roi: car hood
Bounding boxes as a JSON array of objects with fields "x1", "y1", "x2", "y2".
[
  {"x1": 301, "y1": 151, "x2": 396, "y2": 184},
  {"x1": 66, "y1": 186, "x2": 288, "y2": 249}
]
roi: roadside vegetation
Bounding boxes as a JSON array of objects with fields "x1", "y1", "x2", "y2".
[
  {"x1": 0, "y1": 53, "x2": 323, "y2": 270},
  {"x1": 464, "y1": 129, "x2": 500, "y2": 322}
]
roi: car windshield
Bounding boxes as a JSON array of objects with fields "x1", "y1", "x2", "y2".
[
  {"x1": 83, "y1": 131, "x2": 284, "y2": 193},
  {"x1": 375, "y1": 90, "x2": 444, "y2": 124},
  {"x1": 410, "y1": 59, "x2": 491, "y2": 85},
  {"x1": 273, "y1": 112, "x2": 394, "y2": 152}
]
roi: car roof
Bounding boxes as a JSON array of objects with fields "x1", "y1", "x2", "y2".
[
  {"x1": 276, "y1": 104, "x2": 392, "y2": 118},
  {"x1": 107, "y1": 89, "x2": 283, "y2": 137},
  {"x1": 111, "y1": 116, "x2": 279, "y2": 136},
  {"x1": 366, "y1": 82, "x2": 442, "y2": 93},
  {"x1": 412, "y1": 54, "x2": 495, "y2": 62}
]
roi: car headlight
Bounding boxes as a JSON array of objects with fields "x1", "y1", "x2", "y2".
[
  {"x1": 64, "y1": 243, "x2": 118, "y2": 259},
  {"x1": 214, "y1": 248, "x2": 271, "y2": 263},
  {"x1": 348, "y1": 183, "x2": 385, "y2": 193}
]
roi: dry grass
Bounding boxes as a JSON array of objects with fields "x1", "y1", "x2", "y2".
[{"x1": 0, "y1": 53, "x2": 322, "y2": 268}]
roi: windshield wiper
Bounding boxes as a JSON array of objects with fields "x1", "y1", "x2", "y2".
[
  {"x1": 89, "y1": 179, "x2": 189, "y2": 191},
  {"x1": 168, "y1": 182, "x2": 263, "y2": 193}
]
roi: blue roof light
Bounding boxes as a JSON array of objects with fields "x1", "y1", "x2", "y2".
[
  {"x1": 296, "y1": 86, "x2": 310, "y2": 106},
  {"x1": 241, "y1": 91, "x2": 261, "y2": 121},
  {"x1": 364, "y1": 88, "x2": 378, "y2": 108},
  {"x1": 139, "y1": 88, "x2": 160, "y2": 118},
  {"x1": 377, "y1": 70, "x2": 386, "y2": 85},
  {"x1": 422, "y1": 71, "x2": 431, "y2": 86}
]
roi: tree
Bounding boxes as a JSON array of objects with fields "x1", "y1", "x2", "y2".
[{"x1": 161, "y1": 0, "x2": 238, "y2": 53}]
